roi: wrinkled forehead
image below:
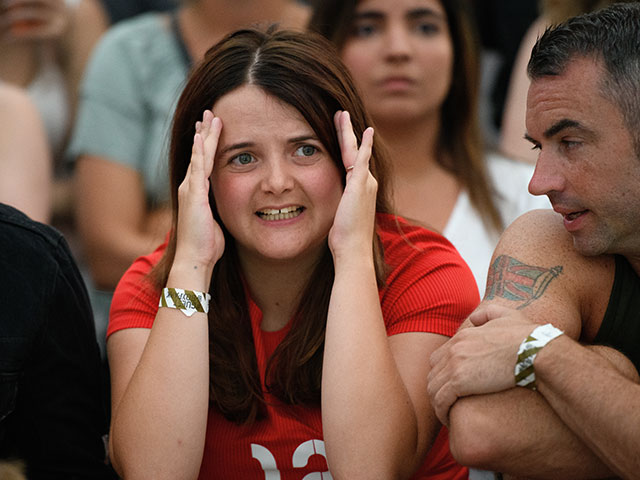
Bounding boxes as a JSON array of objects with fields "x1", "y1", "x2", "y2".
[{"x1": 526, "y1": 58, "x2": 606, "y2": 134}]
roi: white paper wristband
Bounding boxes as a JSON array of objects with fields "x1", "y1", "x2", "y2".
[
  {"x1": 515, "y1": 323, "x2": 564, "y2": 390},
  {"x1": 159, "y1": 287, "x2": 211, "y2": 317}
]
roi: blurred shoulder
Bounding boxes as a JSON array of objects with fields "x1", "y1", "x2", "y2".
[
  {"x1": 0, "y1": 84, "x2": 39, "y2": 117},
  {"x1": 98, "y1": 11, "x2": 169, "y2": 47}
]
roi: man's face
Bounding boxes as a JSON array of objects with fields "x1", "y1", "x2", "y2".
[{"x1": 526, "y1": 56, "x2": 640, "y2": 261}]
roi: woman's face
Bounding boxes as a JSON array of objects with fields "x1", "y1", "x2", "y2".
[
  {"x1": 340, "y1": 0, "x2": 454, "y2": 126},
  {"x1": 210, "y1": 84, "x2": 343, "y2": 266}
]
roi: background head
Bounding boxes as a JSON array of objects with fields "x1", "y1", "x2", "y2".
[
  {"x1": 308, "y1": 0, "x2": 480, "y2": 151},
  {"x1": 309, "y1": 0, "x2": 503, "y2": 232},
  {"x1": 528, "y1": 2, "x2": 640, "y2": 156},
  {"x1": 169, "y1": 26, "x2": 390, "y2": 234}
]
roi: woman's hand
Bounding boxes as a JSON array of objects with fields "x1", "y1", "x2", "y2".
[
  {"x1": 0, "y1": 0, "x2": 68, "y2": 42},
  {"x1": 328, "y1": 110, "x2": 377, "y2": 260},
  {"x1": 173, "y1": 110, "x2": 225, "y2": 279}
]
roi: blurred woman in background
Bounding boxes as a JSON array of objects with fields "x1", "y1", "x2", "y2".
[{"x1": 309, "y1": 0, "x2": 548, "y2": 296}]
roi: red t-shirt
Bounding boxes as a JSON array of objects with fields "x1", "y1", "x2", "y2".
[{"x1": 109, "y1": 213, "x2": 479, "y2": 479}]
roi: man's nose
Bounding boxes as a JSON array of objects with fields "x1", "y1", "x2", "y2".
[{"x1": 528, "y1": 151, "x2": 566, "y2": 197}]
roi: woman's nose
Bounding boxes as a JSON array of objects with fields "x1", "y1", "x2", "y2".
[
  {"x1": 261, "y1": 159, "x2": 295, "y2": 195},
  {"x1": 384, "y1": 24, "x2": 412, "y2": 61}
]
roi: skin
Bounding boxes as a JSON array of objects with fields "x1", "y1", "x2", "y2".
[
  {"x1": 210, "y1": 86, "x2": 343, "y2": 285},
  {"x1": 108, "y1": 85, "x2": 446, "y2": 479},
  {"x1": 339, "y1": 0, "x2": 459, "y2": 233},
  {"x1": 427, "y1": 57, "x2": 640, "y2": 477},
  {"x1": 341, "y1": 0, "x2": 453, "y2": 128},
  {"x1": 526, "y1": 57, "x2": 640, "y2": 263},
  {"x1": 0, "y1": 84, "x2": 52, "y2": 222},
  {"x1": 0, "y1": 0, "x2": 107, "y2": 221}
]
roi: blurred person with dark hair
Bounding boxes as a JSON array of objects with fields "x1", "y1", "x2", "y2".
[{"x1": 309, "y1": 0, "x2": 548, "y2": 298}]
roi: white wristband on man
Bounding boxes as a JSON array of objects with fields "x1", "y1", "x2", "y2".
[{"x1": 515, "y1": 323, "x2": 564, "y2": 390}]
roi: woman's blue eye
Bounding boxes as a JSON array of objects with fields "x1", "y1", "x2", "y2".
[
  {"x1": 232, "y1": 153, "x2": 254, "y2": 165},
  {"x1": 296, "y1": 145, "x2": 317, "y2": 157}
]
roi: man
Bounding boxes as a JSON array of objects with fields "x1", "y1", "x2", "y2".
[
  {"x1": 427, "y1": 4, "x2": 640, "y2": 479},
  {"x1": 0, "y1": 203, "x2": 116, "y2": 479}
]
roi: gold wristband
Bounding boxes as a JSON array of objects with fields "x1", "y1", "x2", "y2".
[
  {"x1": 159, "y1": 287, "x2": 210, "y2": 317},
  {"x1": 515, "y1": 323, "x2": 563, "y2": 390}
]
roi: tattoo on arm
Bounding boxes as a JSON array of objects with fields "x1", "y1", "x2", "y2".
[{"x1": 485, "y1": 255, "x2": 563, "y2": 309}]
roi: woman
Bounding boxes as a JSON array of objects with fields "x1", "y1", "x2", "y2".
[
  {"x1": 107, "y1": 28, "x2": 478, "y2": 479},
  {"x1": 69, "y1": 0, "x2": 309, "y2": 354},
  {"x1": 309, "y1": 0, "x2": 549, "y2": 295}
]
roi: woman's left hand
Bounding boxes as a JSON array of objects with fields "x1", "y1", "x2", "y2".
[{"x1": 328, "y1": 110, "x2": 377, "y2": 261}]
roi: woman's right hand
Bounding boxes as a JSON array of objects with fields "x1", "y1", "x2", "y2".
[{"x1": 173, "y1": 110, "x2": 225, "y2": 279}]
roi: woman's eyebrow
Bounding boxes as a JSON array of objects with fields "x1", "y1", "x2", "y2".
[
  {"x1": 218, "y1": 142, "x2": 254, "y2": 155},
  {"x1": 354, "y1": 7, "x2": 444, "y2": 22},
  {"x1": 353, "y1": 10, "x2": 385, "y2": 21},
  {"x1": 288, "y1": 135, "x2": 319, "y2": 144},
  {"x1": 407, "y1": 7, "x2": 445, "y2": 21}
]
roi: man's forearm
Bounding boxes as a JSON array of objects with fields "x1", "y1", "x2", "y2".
[
  {"x1": 534, "y1": 336, "x2": 640, "y2": 478},
  {"x1": 449, "y1": 387, "x2": 613, "y2": 479}
]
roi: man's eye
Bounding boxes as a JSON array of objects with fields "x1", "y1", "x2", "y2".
[
  {"x1": 231, "y1": 153, "x2": 254, "y2": 165},
  {"x1": 295, "y1": 145, "x2": 317, "y2": 157},
  {"x1": 562, "y1": 140, "x2": 581, "y2": 149}
]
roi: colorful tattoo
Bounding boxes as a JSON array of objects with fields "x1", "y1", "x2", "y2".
[{"x1": 485, "y1": 255, "x2": 563, "y2": 309}]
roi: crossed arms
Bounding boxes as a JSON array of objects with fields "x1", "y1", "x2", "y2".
[{"x1": 428, "y1": 210, "x2": 640, "y2": 479}]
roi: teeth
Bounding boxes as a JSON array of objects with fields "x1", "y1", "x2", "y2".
[
  {"x1": 260, "y1": 206, "x2": 299, "y2": 215},
  {"x1": 257, "y1": 206, "x2": 303, "y2": 221}
]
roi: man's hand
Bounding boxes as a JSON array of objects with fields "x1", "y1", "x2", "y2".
[{"x1": 427, "y1": 305, "x2": 540, "y2": 425}]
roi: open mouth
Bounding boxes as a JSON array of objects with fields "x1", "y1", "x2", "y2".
[
  {"x1": 256, "y1": 206, "x2": 304, "y2": 221},
  {"x1": 565, "y1": 210, "x2": 587, "y2": 221}
]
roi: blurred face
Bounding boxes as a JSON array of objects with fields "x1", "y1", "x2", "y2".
[
  {"x1": 340, "y1": 0, "x2": 453, "y2": 126},
  {"x1": 526, "y1": 57, "x2": 640, "y2": 258},
  {"x1": 210, "y1": 85, "x2": 343, "y2": 266}
]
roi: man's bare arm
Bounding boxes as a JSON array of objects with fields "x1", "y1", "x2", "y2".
[
  {"x1": 428, "y1": 210, "x2": 630, "y2": 478},
  {"x1": 533, "y1": 336, "x2": 640, "y2": 478}
]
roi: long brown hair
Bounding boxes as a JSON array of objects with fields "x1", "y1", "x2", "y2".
[
  {"x1": 153, "y1": 27, "x2": 392, "y2": 424},
  {"x1": 309, "y1": 0, "x2": 503, "y2": 232}
]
